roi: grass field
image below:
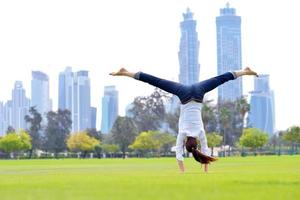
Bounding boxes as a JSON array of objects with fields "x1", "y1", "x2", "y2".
[{"x1": 0, "y1": 156, "x2": 300, "y2": 200}]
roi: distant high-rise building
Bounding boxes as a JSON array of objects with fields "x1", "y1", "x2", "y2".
[
  {"x1": 178, "y1": 8, "x2": 200, "y2": 85},
  {"x1": 11, "y1": 81, "x2": 30, "y2": 130},
  {"x1": 169, "y1": 8, "x2": 200, "y2": 112},
  {"x1": 31, "y1": 71, "x2": 52, "y2": 123},
  {"x1": 73, "y1": 70, "x2": 91, "y2": 132},
  {"x1": 90, "y1": 107, "x2": 97, "y2": 129},
  {"x1": 0, "y1": 102, "x2": 4, "y2": 136},
  {"x1": 58, "y1": 67, "x2": 92, "y2": 132},
  {"x1": 3, "y1": 101, "x2": 12, "y2": 133},
  {"x1": 101, "y1": 86, "x2": 118, "y2": 134},
  {"x1": 216, "y1": 3, "x2": 242, "y2": 102},
  {"x1": 58, "y1": 67, "x2": 73, "y2": 112},
  {"x1": 249, "y1": 75, "x2": 275, "y2": 136}
]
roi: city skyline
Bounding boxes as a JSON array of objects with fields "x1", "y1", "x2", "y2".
[{"x1": 0, "y1": 0, "x2": 299, "y2": 131}]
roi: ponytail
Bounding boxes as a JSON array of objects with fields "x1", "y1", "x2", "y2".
[{"x1": 186, "y1": 137, "x2": 210, "y2": 164}]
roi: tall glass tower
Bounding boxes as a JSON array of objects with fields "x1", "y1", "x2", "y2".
[
  {"x1": 101, "y1": 86, "x2": 118, "y2": 134},
  {"x1": 168, "y1": 8, "x2": 200, "y2": 113},
  {"x1": 90, "y1": 107, "x2": 97, "y2": 129},
  {"x1": 216, "y1": 3, "x2": 242, "y2": 102},
  {"x1": 73, "y1": 70, "x2": 91, "y2": 132},
  {"x1": 249, "y1": 75, "x2": 275, "y2": 136},
  {"x1": 0, "y1": 102, "x2": 4, "y2": 136},
  {"x1": 58, "y1": 67, "x2": 92, "y2": 132},
  {"x1": 178, "y1": 8, "x2": 200, "y2": 85},
  {"x1": 11, "y1": 81, "x2": 30, "y2": 130},
  {"x1": 58, "y1": 67, "x2": 73, "y2": 112},
  {"x1": 31, "y1": 71, "x2": 52, "y2": 123}
]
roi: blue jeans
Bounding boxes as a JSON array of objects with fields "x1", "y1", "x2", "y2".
[{"x1": 134, "y1": 71, "x2": 236, "y2": 104}]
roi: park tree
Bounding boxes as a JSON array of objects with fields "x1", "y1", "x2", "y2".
[
  {"x1": 239, "y1": 128, "x2": 268, "y2": 154},
  {"x1": 218, "y1": 105, "x2": 231, "y2": 146},
  {"x1": 44, "y1": 109, "x2": 72, "y2": 157},
  {"x1": 153, "y1": 131, "x2": 176, "y2": 155},
  {"x1": 207, "y1": 132, "x2": 223, "y2": 156},
  {"x1": 236, "y1": 97, "x2": 250, "y2": 126},
  {"x1": 129, "y1": 88, "x2": 170, "y2": 133},
  {"x1": 282, "y1": 126, "x2": 300, "y2": 154},
  {"x1": 6, "y1": 126, "x2": 15, "y2": 134},
  {"x1": 86, "y1": 128, "x2": 103, "y2": 141},
  {"x1": 165, "y1": 107, "x2": 180, "y2": 134},
  {"x1": 67, "y1": 132, "x2": 100, "y2": 158},
  {"x1": 217, "y1": 98, "x2": 249, "y2": 146},
  {"x1": 111, "y1": 116, "x2": 138, "y2": 158},
  {"x1": 202, "y1": 102, "x2": 217, "y2": 133},
  {"x1": 0, "y1": 130, "x2": 32, "y2": 158},
  {"x1": 101, "y1": 144, "x2": 119, "y2": 157},
  {"x1": 25, "y1": 106, "x2": 43, "y2": 158},
  {"x1": 129, "y1": 131, "x2": 160, "y2": 156}
]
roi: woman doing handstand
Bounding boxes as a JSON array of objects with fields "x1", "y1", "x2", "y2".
[{"x1": 110, "y1": 67, "x2": 258, "y2": 172}]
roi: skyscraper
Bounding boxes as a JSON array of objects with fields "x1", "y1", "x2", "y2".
[
  {"x1": 58, "y1": 67, "x2": 73, "y2": 112},
  {"x1": 168, "y1": 8, "x2": 200, "y2": 113},
  {"x1": 11, "y1": 81, "x2": 30, "y2": 130},
  {"x1": 178, "y1": 8, "x2": 200, "y2": 85},
  {"x1": 73, "y1": 70, "x2": 91, "y2": 132},
  {"x1": 0, "y1": 102, "x2": 4, "y2": 136},
  {"x1": 249, "y1": 75, "x2": 275, "y2": 136},
  {"x1": 58, "y1": 67, "x2": 92, "y2": 132},
  {"x1": 216, "y1": 3, "x2": 242, "y2": 102},
  {"x1": 90, "y1": 107, "x2": 97, "y2": 129},
  {"x1": 101, "y1": 86, "x2": 118, "y2": 134},
  {"x1": 2, "y1": 101, "x2": 12, "y2": 134},
  {"x1": 31, "y1": 71, "x2": 52, "y2": 122}
]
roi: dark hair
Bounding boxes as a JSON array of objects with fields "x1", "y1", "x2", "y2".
[{"x1": 185, "y1": 137, "x2": 209, "y2": 164}]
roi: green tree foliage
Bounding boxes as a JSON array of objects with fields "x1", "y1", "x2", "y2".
[
  {"x1": 25, "y1": 106, "x2": 43, "y2": 156},
  {"x1": 239, "y1": 128, "x2": 268, "y2": 151},
  {"x1": 111, "y1": 116, "x2": 138, "y2": 158},
  {"x1": 207, "y1": 132, "x2": 223, "y2": 156},
  {"x1": 0, "y1": 131, "x2": 32, "y2": 157},
  {"x1": 129, "y1": 88, "x2": 170, "y2": 133},
  {"x1": 282, "y1": 126, "x2": 300, "y2": 154},
  {"x1": 67, "y1": 132, "x2": 100, "y2": 153},
  {"x1": 6, "y1": 126, "x2": 15, "y2": 134},
  {"x1": 101, "y1": 144, "x2": 119, "y2": 157},
  {"x1": 217, "y1": 97, "x2": 249, "y2": 146},
  {"x1": 86, "y1": 128, "x2": 103, "y2": 141},
  {"x1": 130, "y1": 131, "x2": 160, "y2": 154},
  {"x1": 130, "y1": 131, "x2": 175, "y2": 156},
  {"x1": 282, "y1": 126, "x2": 300, "y2": 144},
  {"x1": 165, "y1": 107, "x2": 180, "y2": 134},
  {"x1": 154, "y1": 131, "x2": 176, "y2": 155},
  {"x1": 44, "y1": 109, "x2": 72, "y2": 157},
  {"x1": 202, "y1": 103, "x2": 217, "y2": 133}
]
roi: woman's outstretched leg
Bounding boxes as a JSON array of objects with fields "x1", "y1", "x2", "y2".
[
  {"x1": 194, "y1": 67, "x2": 258, "y2": 95},
  {"x1": 110, "y1": 68, "x2": 186, "y2": 98}
]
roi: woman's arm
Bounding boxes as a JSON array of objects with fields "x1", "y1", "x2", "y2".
[
  {"x1": 175, "y1": 132, "x2": 186, "y2": 172},
  {"x1": 177, "y1": 160, "x2": 185, "y2": 173}
]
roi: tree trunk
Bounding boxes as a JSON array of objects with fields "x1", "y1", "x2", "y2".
[{"x1": 29, "y1": 149, "x2": 33, "y2": 159}]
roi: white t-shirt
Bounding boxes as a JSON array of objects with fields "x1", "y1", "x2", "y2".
[{"x1": 175, "y1": 101, "x2": 209, "y2": 161}]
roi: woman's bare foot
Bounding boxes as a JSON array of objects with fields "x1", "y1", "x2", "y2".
[
  {"x1": 109, "y1": 68, "x2": 136, "y2": 78},
  {"x1": 244, "y1": 67, "x2": 258, "y2": 77},
  {"x1": 109, "y1": 68, "x2": 128, "y2": 76}
]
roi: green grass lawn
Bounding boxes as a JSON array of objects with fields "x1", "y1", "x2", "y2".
[{"x1": 0, "y1": 156, "x2": 300, "y2": 200}]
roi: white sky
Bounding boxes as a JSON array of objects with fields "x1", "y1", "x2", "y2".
[{"x1": 0, "y1": 0, "x2": 299, "y2": 131}]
